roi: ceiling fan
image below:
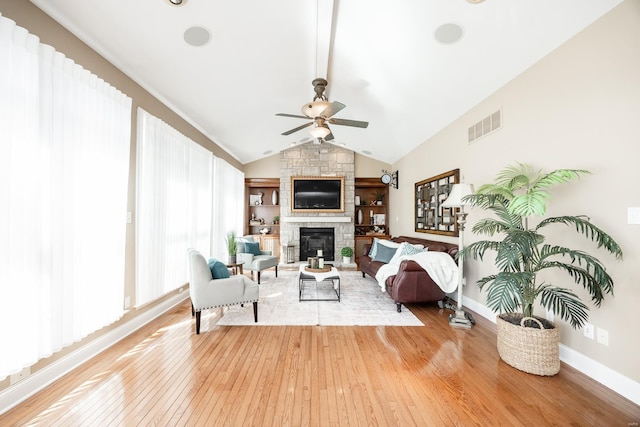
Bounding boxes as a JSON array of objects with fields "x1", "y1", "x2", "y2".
[{"x1": 276, "y1": 78, "x2": 369, "y2": 143}]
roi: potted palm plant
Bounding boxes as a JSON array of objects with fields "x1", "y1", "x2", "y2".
[
  {"x1": 226, "y1": 231, "x2": 238, "y2": 264},
  {"x1": 341, "y1": 246, "x2": 354, "y2": 264},
  {"x1": 461, "y1": 163, "x2": 623, "y2": 376}
]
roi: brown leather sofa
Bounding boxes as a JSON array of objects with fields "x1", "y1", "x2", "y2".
[{"x1": 360, "y1": 236, "x2": 458, "y2": 312}]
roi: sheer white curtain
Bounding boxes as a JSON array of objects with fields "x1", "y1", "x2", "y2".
[
  {"x1": 211, "y1": 157, "x2": 245, "y2": 260},
  {"x1": 136, "y1": 108, "x2": 213, "y2": 306},
  {"x1": 0, "y1": 15, "x2": 132, "y2": 380}
]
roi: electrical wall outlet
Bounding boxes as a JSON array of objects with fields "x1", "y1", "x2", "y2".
[
  {"x1": 10, "y1": 367, "x2": 30, "y2": 385},
  {"x1": 583, "y1": 323, "x2": 594, "y2": 340},
  {"x1": 597, "y1": 328, "x2": 609, "y2": 346}
]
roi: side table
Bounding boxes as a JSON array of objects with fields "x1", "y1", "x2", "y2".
[{"x1": 226, "y1": 261, "x2": 244, "y2": 276}]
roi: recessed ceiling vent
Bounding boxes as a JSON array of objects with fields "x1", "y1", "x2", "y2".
[{"x1": 468, "y1": 109, "x2": 502, "y2": 143}]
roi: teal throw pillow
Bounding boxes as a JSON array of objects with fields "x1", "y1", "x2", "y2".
[
  {"x1": 368, "y1": 238, "x2": 380, "y2": 257},
  {"x1": 208, "y1": 258, "x2": 230, "y2": 279},
  {"x1": 244, "y1": 241, "x2": 262, "y2": 256},
  {"x1": 372, "y1": 244, "x2": 397, "y2": 263}
]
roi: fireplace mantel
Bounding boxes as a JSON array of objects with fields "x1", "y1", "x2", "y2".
[{"x1": 282, "y1": 216, "x2": 351, "y2": 223}]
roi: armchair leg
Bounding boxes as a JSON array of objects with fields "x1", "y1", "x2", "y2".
[
  {"x1": 191, "y1": 302, "x2": 195, "y2": 317},
  {"x1": 257, "y1": 271, "x2": 261, "y2": 284},
  {"x1": 253, "y1": 301, "x2": 258, "y2": 323},
  {"x1": 396, "y1": 303, "x2": 402, "y2": 313},
  {"x1": 275, "y1": 265, "x2": 278, "y2": 278},
  {"x1": 195, "y1": 311, "x2": 201, "y2": 334}
]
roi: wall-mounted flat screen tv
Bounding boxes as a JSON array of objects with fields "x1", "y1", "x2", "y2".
[{"x1": 291, "y1": 176, "x2": 345, "y2": 212}]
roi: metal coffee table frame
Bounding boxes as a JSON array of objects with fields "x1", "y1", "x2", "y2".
[{"x1": 298, "y1": 266, "x2": 341, "y2": 302}]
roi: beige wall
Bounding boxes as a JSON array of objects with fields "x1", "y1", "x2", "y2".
[{"x1": 391, "y1": 0, "x2": 640, "y2": 382}]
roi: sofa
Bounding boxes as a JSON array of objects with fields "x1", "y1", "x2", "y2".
[{"x1": 360, "y1": 236, "x2": 458, "y2": 312}]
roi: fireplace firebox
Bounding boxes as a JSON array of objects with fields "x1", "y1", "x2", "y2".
[{"x1": 300, "y1": 227, "x2": 335, "y2": 261}]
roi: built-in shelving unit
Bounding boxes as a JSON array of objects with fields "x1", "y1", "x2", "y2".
[
  {"x1": 244, "y1": 178, "x2": 281, "y2": 261},
  {"x1": 354, "y1": 177, "x2": 390, "y2": 267}
]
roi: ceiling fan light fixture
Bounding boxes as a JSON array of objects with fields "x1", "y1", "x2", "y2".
[
  {"x1": 302, "y1": 101, "x2": 330, "y2": 118},
  {"x1": 309, "y1": 124, "x2": 331, "y2": 139},
  {"x1": 167, "y1": 0, "x2": 187, "y2": 5}
]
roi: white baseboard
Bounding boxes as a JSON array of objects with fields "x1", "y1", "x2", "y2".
[
  {"x1": 462, "y1": 295, "x2": 640, "y2": 406},
  {"x1": 0, "y1": 292, "x2": 189, "y2": 415}
]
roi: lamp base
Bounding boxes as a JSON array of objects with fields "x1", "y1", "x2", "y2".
[{"x1": 449, "y1": 310, "x2": 473, "y2": 329}]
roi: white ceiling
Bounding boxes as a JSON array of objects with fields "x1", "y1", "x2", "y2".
[{"x1": 30, "y1": 0, "x2": 623, "y2": 165}]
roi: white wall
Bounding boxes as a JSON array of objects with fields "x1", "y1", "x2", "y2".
[{"x1": 391, "y1": 0, "x2": 640, "y2": 384}]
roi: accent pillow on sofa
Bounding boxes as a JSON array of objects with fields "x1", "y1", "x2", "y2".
[
  {"x1": 208, "y1": 258, "x2": 231, "y2": 279},
  {"x1": 244, "y1": 241, "x2": 262, "y2": 256},
  {"x1": 371, "y1": 243, "x2": 398, "y2": 263},
  {"x1": 389, "y1": 241, "x2": 426, "y2": 264},
  {"x1": 368, "y1": 238, "x2": 401, "y2": 258}
]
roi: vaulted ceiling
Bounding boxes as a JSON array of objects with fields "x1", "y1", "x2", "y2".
[{"x1": 30, "y1": 0, "x2": 623, "y2": 164}]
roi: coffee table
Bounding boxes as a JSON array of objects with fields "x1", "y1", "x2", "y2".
[{"x1": 298, "y1": 264, "x2": 341, "y2": 302}]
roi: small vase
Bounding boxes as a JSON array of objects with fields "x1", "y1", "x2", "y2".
[
  {"x1": 357, "y1": 209, "x2": 363, "y2": 225},
  {"x1": 272, "y1": 190, "x2": 278, "y2": 205}
]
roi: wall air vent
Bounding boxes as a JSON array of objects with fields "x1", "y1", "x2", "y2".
[{"x1": 468, "y1": 109, "x2": 502, "y2": 143}]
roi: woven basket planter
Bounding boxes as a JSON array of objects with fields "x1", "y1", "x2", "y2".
[{"x1": 496, "y1": 313, "x2": 560, "y2": 376}]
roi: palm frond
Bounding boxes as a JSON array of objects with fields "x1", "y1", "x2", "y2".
[
  {"x1": 538, "y1": 257, "x2": 613, "y2": 307},
  {"x1": 471, "y1": 218, "x2": 511, "y2": 236},
  {"x1": 539, "y1": 286, "x2": 590, "y2": 329},
  {"x1": 537, "y1": 216, "x2": 623, "y2": 260},
  {"x1": 461, "y1": 240, "x2": 500, "y2": 262},
  {"x1": 479, "y1": 273, "x2": 525, "y2": 314}
]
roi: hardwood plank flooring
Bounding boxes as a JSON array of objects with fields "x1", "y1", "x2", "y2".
[{"x1": 1, "y1": 300, "x2": 638, "y2": 426}]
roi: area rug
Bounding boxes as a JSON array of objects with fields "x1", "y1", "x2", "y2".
[{"x1": 216, "y1": 270, "x2": 424, "y2": 326}]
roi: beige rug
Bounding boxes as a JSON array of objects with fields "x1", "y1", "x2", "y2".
[{"x1": 216, "y1": 270, "x2": 424, "y2": 326}]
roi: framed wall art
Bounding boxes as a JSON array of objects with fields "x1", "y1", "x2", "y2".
[{"x1": 415, "y1": 168, "x2": 460, "y2": 236}]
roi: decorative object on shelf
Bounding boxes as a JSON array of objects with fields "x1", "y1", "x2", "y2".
[
  {"x1": 381, "y1": 169, "x2": 399, "y2": 189},
  {"x1": 357, "y1": 209, "x2": 363, "y2": 225},
  {"x1": 340, "y1": 246, "x2": 353, "y2": 264},
  {"x1": 272, "y1": 190, "x2": 278, "y2": 205},
  {"x1": 373, "y1": 190, "x2": 385, "y2": 205},
  {"x1": 441, "y1": 183, "x2": 475, "y2": 330},
  {"x1": 225, "y1": 231, "x2": 237, "y2": 264},
  {"x1": 461, "y1": 163, "x2": 623, "y2": 376},
  {"x1": 415, "y1": 168, "x2": 460, "y2": 236},
  {"x1": 249, "y1": 194, "x2": 261, "y2": 205},
  {"x1": 259, "y1": 227, "x2": 270, "y2": 235},
  {"x1": 355, "y1": 195, "x2": 361, "y2": 205},
  {"x1": 273, "y1": 215, "x2": 279, "y2": 225},
  {"x1": 257, "y1": 191, "x2": 264, "y2": 205}
]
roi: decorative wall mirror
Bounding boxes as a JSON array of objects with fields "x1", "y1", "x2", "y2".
[{"x1": 415, "y1": 168, "x2": 460, "y2": 236}]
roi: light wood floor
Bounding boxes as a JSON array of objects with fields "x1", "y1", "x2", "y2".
[{"x1": 1, "y1": 298, "x2": 638, "y2": 426}]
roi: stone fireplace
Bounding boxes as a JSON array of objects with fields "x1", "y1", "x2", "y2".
[{"x1": 279, "y1": 143, "x2": 354, "y2": 264}]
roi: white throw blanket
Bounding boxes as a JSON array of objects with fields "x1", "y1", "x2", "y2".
[{"x1": 374, "y1": 251, "x2": 459, "y2": 293}]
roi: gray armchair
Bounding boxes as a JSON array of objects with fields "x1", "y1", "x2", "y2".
[
  {"x1": 236, "y1": 236, "x2": 278, "y2": 284},
  {"x1": 187, "y1": 249, "x2": 259, "y2": 334}
]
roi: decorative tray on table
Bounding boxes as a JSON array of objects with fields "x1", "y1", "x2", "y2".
[{"x1": 304, "y1": 265, "x2": 332, "y2": 273}]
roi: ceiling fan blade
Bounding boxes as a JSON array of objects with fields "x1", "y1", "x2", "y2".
[
  {"x1": 281, "y1": 121, "x2": 313, "y2": 136},
  {"x1": 319, "y1": 101, "x2": 346, "y2": 118},
  {"x1": 276, "y1": 113, "x2": 309, "y2": 119},
  {"x1": 328, "y1": 118, "x2": 369, "y2": 128}
]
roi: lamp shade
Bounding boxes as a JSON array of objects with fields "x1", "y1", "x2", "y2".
[
  {"x1": 309, "y1": 124, "x2": 331, "y2": 139},
  {"x1": 302, "y1": 101, "x2": 330, "y2": 118},
  {"x1": 442, "y1": 183, "x2": 475, "y2": 208}
]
